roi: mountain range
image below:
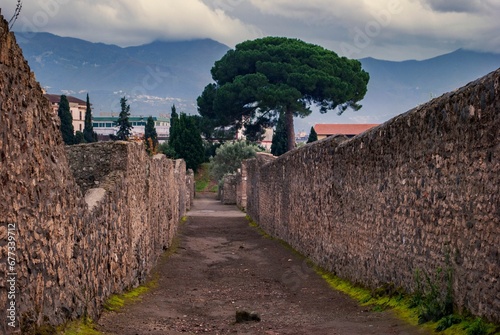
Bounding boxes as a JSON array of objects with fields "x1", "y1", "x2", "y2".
[
  {"x1": 14, "y1": 32, "x2": 229, "y2": 115},
  {"x1": 14, "y1": 31, "x2": 500, "y2": 131}
]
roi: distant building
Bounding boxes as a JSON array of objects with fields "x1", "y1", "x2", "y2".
[
  {"x1": 235, "y1": 125, "x2": 274, "y2": 151},
  {"x1": 45, "y1": 94, "x2": 87, "y2": 134},
  {"x1": 259, "y1": 128, "x2": 274, "y2": 151},
  {"x1": 236, "y1": 126, "x2": 309, "y2": 150},
  {"x1": 313, "y1": 124, "x2": 379, "y2": 140},
  {"x1": 92, "y1": 115, "x2": 170, "y2": 142},
  {"x1": 295, "y1": 130, "x2": 308, "y2": 144}
]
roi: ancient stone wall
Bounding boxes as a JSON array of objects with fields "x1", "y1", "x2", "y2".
[
  {"x1": 245, "y1": 153, "x2": 276, "y2": 223},
  {"x1": 221, "y1": 174, "x2": 237, "y2": 205},
  {"x1": 186, "y1": 169, "x2": 195, "y2": 211},
  {"x1": 245, "y1": 69, "x2": 500, "y2": 322},
  {"x1": 0, "y1": 15, "x2": 191, "y2": 333},
  {"x1": 66, "y1": 142, "x2": 184, "y2": 287},
  {"x1": 175, "y1": 160, "x2": 187, "y2": 220},
  {"x1": 236, "y1": 163, "x2": 248, "y2": 210}
]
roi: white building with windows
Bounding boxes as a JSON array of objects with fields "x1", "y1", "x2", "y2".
[{"x1": 92, "y1": 114, "x2": 170, "y2": 142}]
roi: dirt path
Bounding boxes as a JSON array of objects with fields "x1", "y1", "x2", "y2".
[{"x1": 97, "y1": 193, "x2": 428, "y2": 335}]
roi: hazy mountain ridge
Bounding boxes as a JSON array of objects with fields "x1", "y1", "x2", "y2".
[
  {"x1": 14, "y1": 31, "x2": 500, "y2": 127},
  {"x1": 347, "y1": 49, "x2": 499, "y2": 125},
  {"x1": 15, "y1": 31, "x2": 230, "y2": 114}
]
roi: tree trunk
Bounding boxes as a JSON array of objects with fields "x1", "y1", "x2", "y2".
[{"x1": 285, "y1": 107, "x2": 295, "y2": 152}]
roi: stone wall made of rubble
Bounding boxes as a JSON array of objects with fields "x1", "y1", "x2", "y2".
[
  {"x1": 0, "y1": 14, "x2": 190, "y2": 333},
  {"x1": 236, "y1": 162, "x2": 247, "y2": 210},
  {"x1": 245, "y1": 69, "x2": 500, "y2": 322},
  {"x1": 221, "y1": 174, "x2": 237, "y2": 205},
  {"x1": 186, "y1": 169, "x2": 195, "y2": 211}
]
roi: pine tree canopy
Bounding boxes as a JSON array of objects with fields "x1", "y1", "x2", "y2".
[{"x1": 198, "y1": 37, "x2": 369, "y2": 153}]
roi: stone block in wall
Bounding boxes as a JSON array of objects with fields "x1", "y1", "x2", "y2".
[
  {"x1": 222, "y1": 174, "x2": 238, "y2": 205},
  {"x1": 175, "y1": 160, "x2": 187, "y2": 218},
  {"x1": 186, "y1": 169, "x2": 195, "y2": 211},
  {"x1": 236, "y1": 163, "x2": 248, "y2": 211}
]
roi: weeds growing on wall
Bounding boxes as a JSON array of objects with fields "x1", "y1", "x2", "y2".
[
  {"x1": 410, "y1": 266, "x2": 454, "y2": 325},
  {"x1": 408, "y1": 259, "x2": 498, "y2": 334}
]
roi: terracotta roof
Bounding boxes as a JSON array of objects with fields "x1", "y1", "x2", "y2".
[
  {"x1": 44, "y1": 94, "x2": 87, "y2": 105},
  {"x1": 314, "y1": 124, "x2": 379, "y2": 136}
]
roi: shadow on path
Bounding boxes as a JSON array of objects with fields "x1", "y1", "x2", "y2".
[{"x1": 98, "y1": 193, "x2": 428, "y2": 334}]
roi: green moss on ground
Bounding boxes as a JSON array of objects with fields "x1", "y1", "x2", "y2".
[
  {"x1": 318, "y1": 258, "x2": 499, "y2": 334},
  {"x1": 57, "y1": 318, "x2": 102, "y2": 335},
  {"x1": 103, "y1": 279, "x2": 157, "y2": 312}
]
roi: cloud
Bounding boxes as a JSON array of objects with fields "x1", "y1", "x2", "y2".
[
  {"x1": 2, "y1": 0, "x2": 499, "y2": 60},
  {"x1": 246, "y1": 0, "x2": 500, "y2": 57},
  {"x1": 6, "y1": 0, "x2": 261, "y2": 46},
  {"x1": 419, "y1": 0, "x2": 499, "y2": 13},
  {"x1": 249, "y1": 0, "x2": 371, "y2": 29}
]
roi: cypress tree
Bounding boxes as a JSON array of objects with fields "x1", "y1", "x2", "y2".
[
  {"x1": 270, "y1": 111, "x2": 288, "y2": 156},
  {"x1": 74, "y1": 131, "x2": 85, "y2": 144},
  {"x1": 307, "y1": 126, "x2": 318, "y2": 143},
  {"x1": 168, "y1": 104, "x2": 179, "y2": 153},
  {"x1": 170, "y1": 104, "x2": 178, "y2": 119},
  {"x1": 180, "y1": 114, "x2": 205, "y2": 172},
  {"x1": 166, "y1": 106, "x2": 204, "y2": 170},
  {"x1": 144, "y1": 116, "x2": 158, "y2": 155},
  {"x1": 170, "y1": 113, "x2": 204, "y2": 171},
  {"x1": 170, "y1": 105, "x2": 178, "y2": 139},
  {"x1": 115, "y1": 97, "x2": 132, "y2": 141},
  {"x1": 57, "y1": 95, "x2": 75, "y2": 145},
  {"x1": 83, "y1": 93, "x2": 98, "y2": 143}
]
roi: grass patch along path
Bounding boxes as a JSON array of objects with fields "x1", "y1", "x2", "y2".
[{"x1": 194, "y1": 163, "x2": 218, "y2": 193}]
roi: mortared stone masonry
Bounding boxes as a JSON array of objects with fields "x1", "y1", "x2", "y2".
[
  {"x1": 243, "y1": 69, "x2": 500, "y2": 322},
  {"x1": 0, "y1": 13, "x2": 192, "y2": 333}
]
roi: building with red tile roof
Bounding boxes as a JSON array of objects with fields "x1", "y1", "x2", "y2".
[{"x1": 313, "y1": 123, "x2": 379, "y2": 140}]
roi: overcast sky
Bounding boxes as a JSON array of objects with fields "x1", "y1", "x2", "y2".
[{"x1": 2, "y1": 0, "x2": 499, "y2": 60}]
